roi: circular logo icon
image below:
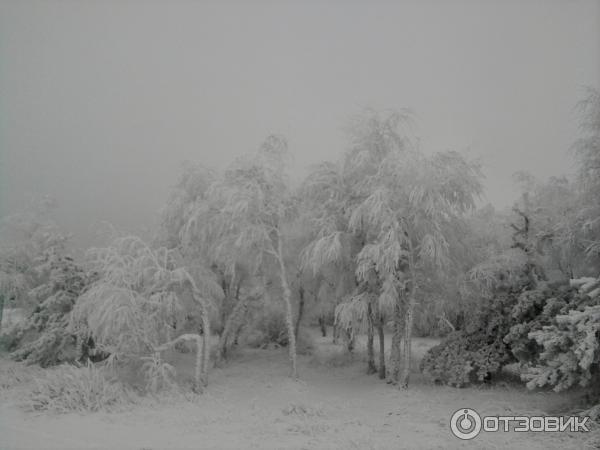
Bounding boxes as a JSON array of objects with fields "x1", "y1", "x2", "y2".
[{"x1": 450, "y1": 408, "x2": 482, "y2": 440}]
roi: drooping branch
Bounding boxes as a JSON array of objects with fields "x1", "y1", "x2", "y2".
[{"x1": 153, "y1": 333, "x2": 200, "y2": 353}]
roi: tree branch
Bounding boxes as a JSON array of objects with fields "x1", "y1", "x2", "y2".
[{"x1": 154, "y1": 333, "x2": 201, "y2": 353}]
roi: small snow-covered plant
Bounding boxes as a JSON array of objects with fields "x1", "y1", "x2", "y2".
[
  {"x1": 70, "y1": 235, "x2": 222, "y2": 393},
  {"x1": 29, "y1": 361, "x2": 135, "y2": 413},
  {"x1": 140, "y1": 353, "x2": 178, "y2": 394},
  {"x1": 252, "y1": 305, "x2": 289, "y2": 347},
  {"x1": 0, "y1": 360, "x2": 43, "y2": 390}
]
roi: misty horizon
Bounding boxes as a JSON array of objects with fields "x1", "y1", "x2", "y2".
[{"x1": 1, "y1": 0, "x2": 599, "y2": 248}]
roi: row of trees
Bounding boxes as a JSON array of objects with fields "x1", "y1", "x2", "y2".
[
  {"x1": 421, "y1": 88, "x2": 600, "y2": 416},
  {"x1": 1, "y1": 89, "x2": 598, "y2": 400},
  {"x1": 301, "y1": 111, "x2": 483, "y2": 386}
]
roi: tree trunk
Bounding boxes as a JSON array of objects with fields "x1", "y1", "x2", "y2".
[
  {"x1": 215, "y1": 296, "x2": 247, "y2": 365},
  {"x1": 276, "y1": 231, "x2": 298, "y2": 379},
  {"x1": 0, "y1": 294, "x2": 4, "y2": 333},
  {"x1": 200, "y1": 303, "x2": 211, "y2": 388},
  {"x1": 401, "y1": 239, "x2": 418, "y2": 389},
  {"x1": 346, "y1": 328, "x2": 355, "y2": 353},
  {"x1": 294, "y1": 286, "x2": 305, "y2": 340},
  {"x1": 219, "y1": 279, "x2": 230, "y2": 335},
  {"x1": 332, "y1": 322, "x2": 338, "y2": 344},
  {"x1": 387, "y1": 299, "x2": 403, "y2": 385},
  {"x1": 156, "y1": 333, "x2": 205, "y2": 402},
  {"x1": 377, "y1": 315, "x2": 386, "y2": 379},
  {"x1": 366, "y1": 301, "x2": 377, "y2": 374},
  {"x1": 401, "y1": 295, "x2": 415, "y2": 388},
  {"x1": 195, "y1": 334, "x2": 203, "y2": 393},
  {"x1": 318, "y1": 317, "x2": 327, "y2": 337},
  {"x1": 233, "y1": 321, "x2": 244, "y2": 345},
  {"x1": 512, "y1": 194, "x2": 547, "y2": 289}
]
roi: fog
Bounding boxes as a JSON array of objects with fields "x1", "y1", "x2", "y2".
[{"x1": 1, "y1": 0, "x2": 599, "y2": 248}]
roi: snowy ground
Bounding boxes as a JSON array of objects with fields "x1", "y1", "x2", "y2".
[{"x1": 0, "y1": 330, "x2": 597, "y2": 450}]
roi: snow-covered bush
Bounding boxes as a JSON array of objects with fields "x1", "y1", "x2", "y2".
[
  {"x1": 521, "y1": 278, "x2": 600, "y2": 393},
  {"x1": 5, "y1": 251, "x2": 89, "y2": 366},
  {"x1": 29, "y1": 361, "x2": 136, "y2": 413},
  {"x1": 420, "y1": 290, "x2": 517, "y2": 387}
]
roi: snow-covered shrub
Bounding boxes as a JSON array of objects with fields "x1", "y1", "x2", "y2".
[
  {"x1": 140, "y1": 353, "x2": 178, "y2": 394},
  {"x1": 243, "y1": 306, "x2": 315, "y2": 354},
  {"x1": 29, "y1": 362, "x2": 136, "y2": 413},
  {"x1": 296, "y1": 328, "x2": 316, "y2": 355},
  {"x1": 420, "y1": 290, "x2": 517, "y2": 387},
  {"x1": 504, "y1": 282, "x2": 595, "y2": 365},
  {"x1": 251, "y1": 306, "x2": 289, "y2": 347},
  {"x1": 6, "y1": 251, "x2": 89, "y2": 366},
  {"x1": 0, "y1": 359, "x2": 43, "y2": 391},
  {"x1": 524, "y1": 303, "x2": 600, "y2": 392}
]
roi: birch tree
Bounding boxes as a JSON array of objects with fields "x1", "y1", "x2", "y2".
[
  {"x1": 207, "y1": 135, "x2": 300, "y2": 378},
  {"x1": 349, "y1": 148, "x2": 483, "y2": 387},
  {"x1": 302, "y1": 110, "x2": 413, "y2": 378},
  {"x1": 70, "y1": 235, "x2": 222, "y2": 392},
  {"x1": 161, "y1": 163, "x2": 255, "y2": 363}
]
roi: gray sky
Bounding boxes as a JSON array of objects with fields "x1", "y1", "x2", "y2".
[{"x1": 1, "y1": 0, "x2": 599, "y2": 247}]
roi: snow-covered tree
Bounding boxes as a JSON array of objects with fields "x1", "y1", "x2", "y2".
[
  {"x1": 70, "y1": 235, "x2": 222, "y2": 392},
  {"x1": 161, "y1": 162, "x2": 264, "y2": 364},
  {"x1": 200, "y1": 135, "x2": 300, "y2": 378},
  {"x1": 0, "y1": 198, "x2": 85, "y2": 365},
  {"x1": 572, "y1": 87, "x2": 600, "y2": 268},
  {"x1": 350, "y1": 148, "x2": 483, "y2": 387},
  {"x1": 5, "y1": 250, "x2": 88, "y2": 366},
  {"x1": 0, "y1": 196, "x2": 69, "y2": 320},
  {"x1": 301, "y1": 110, "x2": 413, "y2": 378}
]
